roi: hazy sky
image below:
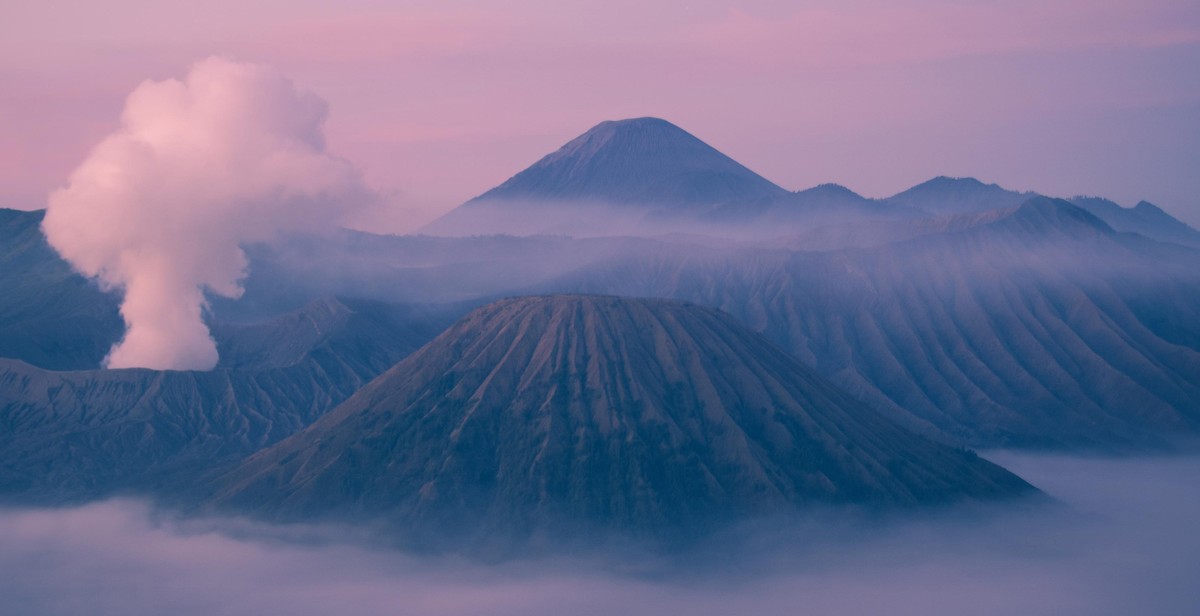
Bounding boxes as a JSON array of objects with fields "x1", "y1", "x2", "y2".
[{"x1": 3, "y1": 0, "x2": 1199, "y2": 230}]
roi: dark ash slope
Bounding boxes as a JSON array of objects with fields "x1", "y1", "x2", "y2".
[
  {"x1": 212, "y1": 296, "x2": 1034, "y2": 544},
  {"x1": 545, "y1": 199, "x2": 1200, "y2": 448},
  {"x1": 0, "y1": 297, "x2": 458, "y2": 502}
]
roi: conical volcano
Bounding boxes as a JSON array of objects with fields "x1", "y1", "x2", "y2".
[
  {"x1": 473, "y1": 117, "x2": 785, "y2": 206},
  {"x1": 211, "y1": 295, "x2": 1035, "y2": 543},
  {"x1": 422, "y1": 118, "x2": 788, "y2": 236}
]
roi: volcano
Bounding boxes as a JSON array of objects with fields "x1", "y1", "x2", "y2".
[
  {"x1": 470, "y1": 117, "x2": 784, "y2": 206},
  {"x1": 211, "y1": 295, "x2": 1035, "y2": 546},
  {"x1": 423, "y1": 118, "x2": 787, "y2": 236}
]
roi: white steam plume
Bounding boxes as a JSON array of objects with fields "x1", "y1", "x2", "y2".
[{"x1": 42, "y1": 57, "x2": 372, "y2": 370}]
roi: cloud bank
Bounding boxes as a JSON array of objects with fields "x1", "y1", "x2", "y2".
[
  {"x1": 42, "y1": 57, "x2": 371, "y2": 370},
  {"x1": 0, "y1": 453, "x2": 1197, "y2": 615}
]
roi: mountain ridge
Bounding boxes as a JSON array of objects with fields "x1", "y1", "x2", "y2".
[
  {"x1": 420, "y1": 118, "x2": 1198, "y2": 245},
  {"x1": 1069, "y1": 196, "x2": 1200, "y2": 247},
  {"x1": 537, "y1": 204, "x2": 1200, "y2": 449},
  {"x1": 885, "y1": 176, "x2": 1037, "y2": 215},
  {"x1": 0, "y1": 296, "x2": 461, "y2": 502}
]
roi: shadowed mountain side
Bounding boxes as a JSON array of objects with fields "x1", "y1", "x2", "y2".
[
  {"x1": 210, "y1": 296, "x2": 1035, "y2": 548},
  {"x1": 693, "y1": 184, "x2": 932, "y2": 250},
  {"x1": 1, "y1": 209, "x2": 623, "y2": 364},
  {"x1": 885, "y1": 176, "x2": 1037, "y2": 215},
  {"x1": 423, "y1": 187, "x2": 930, "y2": 245},
  {"x1": 883, "y1": 179, "x2": 1200, "y2": 248},
  {"x1": 0, "y1": 208, "x2": 122, "y2": 370},
  {"x1": 0, "y1": 210, "x2": 482, "y2": 371},
  {"x1": 1070, "y1": 197, "x2": 1200, "y2": 248},
  {"x1": 709, "y1": 184, "x2": 922, "y2": 225},
  {"x1": 0, "y1": 297, "x2": 460, "y2": 502},
  {"x1": 212, "y1": 297, "x2": 461, "y2": 372},
  {"x1": 539, "y1": 199, "x2": 1200, "y2": 449}
]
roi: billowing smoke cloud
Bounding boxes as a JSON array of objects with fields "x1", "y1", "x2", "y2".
[{"x1": 42, "y1": 57, "x2": 372, "y2": 370}]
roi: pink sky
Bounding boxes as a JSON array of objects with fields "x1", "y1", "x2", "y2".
[{"x1": 3, "y1": 0, "x2": 1199, "y2": 230}]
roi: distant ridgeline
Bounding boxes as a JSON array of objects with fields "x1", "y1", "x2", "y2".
[
  {"x1": 422, "y1": 117, "x2": 1200, "y2": 249},
  {"x1": 1, "y1": 116, "x2": 1198, "y2": 549}
]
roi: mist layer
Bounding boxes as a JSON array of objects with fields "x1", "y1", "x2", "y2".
[{"x1": 0, "y1": 453, "x2": 1196, "y2": 616}]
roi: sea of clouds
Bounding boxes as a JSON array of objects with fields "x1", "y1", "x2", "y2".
[{"x1": 1, "y1": 452, "x2": 1198, "y2": 616}]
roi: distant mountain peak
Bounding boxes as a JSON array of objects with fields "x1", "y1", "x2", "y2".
[
  {"x1": 907, "y1": 176, "x2": 1006, "y2": 194},
  {"x1": 546, "y1": 117, "x2": 676, "y2": 153},
  {"x1": 887, "y1": 176, "x2": 1034, "y2": 215},
  {"x1": 797, "y1": 183, "x2": 866, "y2": 200},
  {"x1": 465, "y1": 117, "x2": 786, "y2": 207},
  {"x1": 928, "y1": 176, "x2": 986, "y2": 187}
]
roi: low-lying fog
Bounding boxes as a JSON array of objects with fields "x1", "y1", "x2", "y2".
[{"x1": 2, "y1": 453, "x2": 1197, "y2": 616}]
